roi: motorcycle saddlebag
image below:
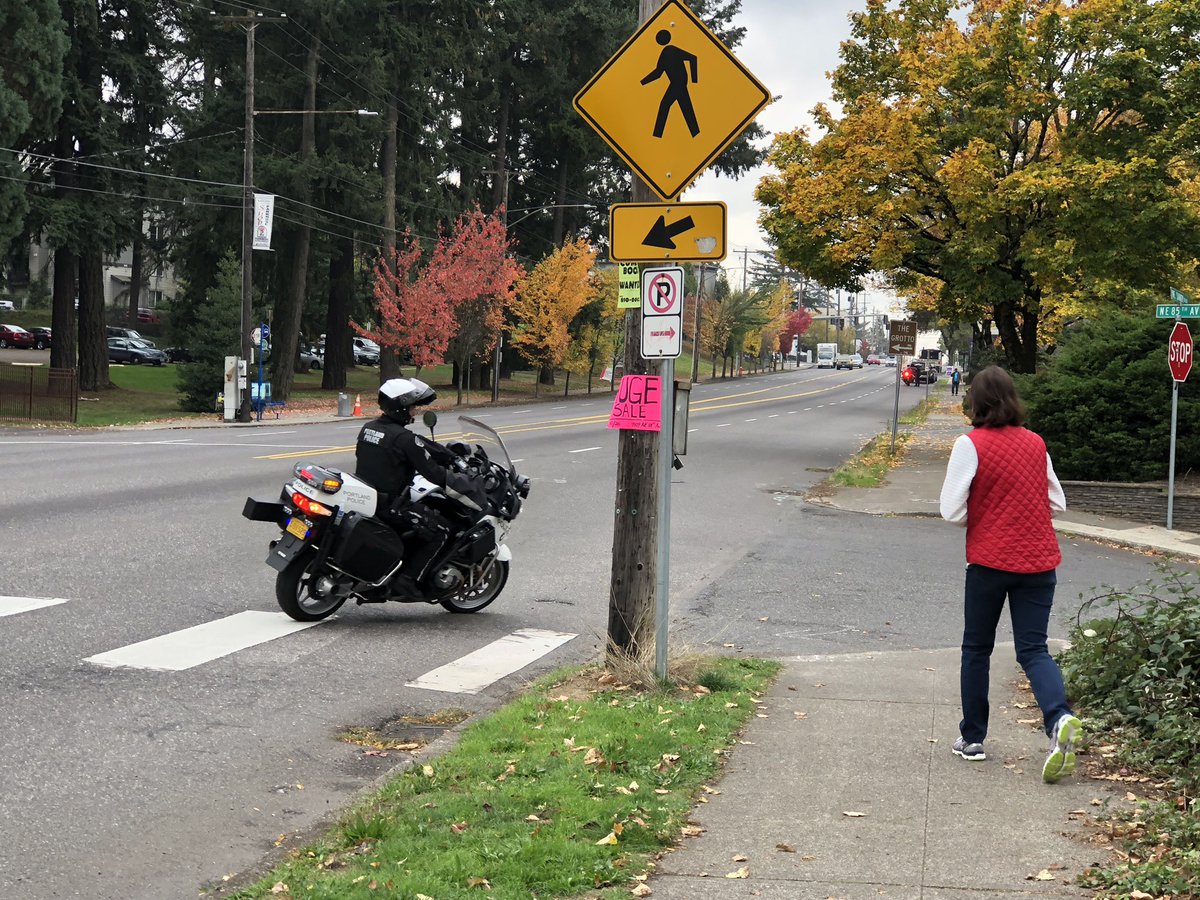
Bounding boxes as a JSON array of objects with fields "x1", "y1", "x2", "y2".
[{"x1": 327, "y1": 513, "x2": 405, "y2": 584}]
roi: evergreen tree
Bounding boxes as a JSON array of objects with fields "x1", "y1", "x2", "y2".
[{"x1": 177, "y1": 251, "x2": 241, "y2": 412}]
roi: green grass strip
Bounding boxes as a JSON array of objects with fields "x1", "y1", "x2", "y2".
[{"x1": 227, "y1": 657, "x2": 780, "y2": 899}]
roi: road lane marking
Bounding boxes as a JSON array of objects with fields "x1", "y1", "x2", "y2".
[
  {"x1": 84, "y1": 611, "x2": 322, "y2": 671},
  {"x1": 717, "y1": 423, "x2": 731, "y2": 427},
  {"x1": 406, "y1": 628, "x2": 577, "y2": 694},
  {"x1": 0, "y1": 596, "x2": 69, "y2": 617},
  {"x1": 569, "y1": 446, "x2": 602, "y2": 453}
]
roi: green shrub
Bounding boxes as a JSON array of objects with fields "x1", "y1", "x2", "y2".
[
  {"x1": 1060, "y1": 568, "x2": 1200, "y2": 792},
  {"x1": 1016, "y1": 310, "x2": 1200, "y2": 481}
]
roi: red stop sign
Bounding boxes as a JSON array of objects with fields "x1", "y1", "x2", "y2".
[{"x1": 1169, "y1": 321, "x2": 1193, "y2": 382}]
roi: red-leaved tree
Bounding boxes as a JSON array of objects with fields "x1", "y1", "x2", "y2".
[
  {"x1": 430, "y1": 206, "x2": 523, "y2": 404},
  {"x1": 778, "y1": 308, "x2": 814, "y2": 354},
  {"x1": 364, "y1": 231, "x2": 456, "y2": 370}
]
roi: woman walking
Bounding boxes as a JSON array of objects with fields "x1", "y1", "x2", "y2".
[{"x1": 939, "y1": 366, "x2": 1082, "y2": 783}]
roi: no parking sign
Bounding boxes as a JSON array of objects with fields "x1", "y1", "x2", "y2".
[{"x1": 641, "y1": 266, "x2": 683, "y2": 358}]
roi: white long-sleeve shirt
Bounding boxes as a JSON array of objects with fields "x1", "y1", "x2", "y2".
[{"x1": 939, "y1": 433, "x2": 1067, "y2": 527}]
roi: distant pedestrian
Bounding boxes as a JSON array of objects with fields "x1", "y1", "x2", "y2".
[
  {"x1": 938, "y1": 366, "x2": 1081, "y2": 783},
  {"x1": 951, "y1": 368, "x2": 961, "y2": 395}
]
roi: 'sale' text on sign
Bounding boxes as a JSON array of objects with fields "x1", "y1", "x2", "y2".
[{"x1": 608, "y1": 374, "x2": 662, "y2": 431}]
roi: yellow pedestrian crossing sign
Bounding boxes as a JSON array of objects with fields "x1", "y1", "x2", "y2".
[{"x1": 574, "y1": 0, "x2": 770, "y2": 201}]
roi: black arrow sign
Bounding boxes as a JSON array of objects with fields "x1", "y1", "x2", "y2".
[{"x1": 643, "y1": 215, "x2": 696, "y2": 250}]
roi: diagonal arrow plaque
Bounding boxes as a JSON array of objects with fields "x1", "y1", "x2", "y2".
[{"x1": 610, "y1": 201, "x2": 726, "y2": 262}]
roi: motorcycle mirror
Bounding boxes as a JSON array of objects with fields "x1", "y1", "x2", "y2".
[{"x1": 422, "y1": 409, "x2": 438, "y2": 438}]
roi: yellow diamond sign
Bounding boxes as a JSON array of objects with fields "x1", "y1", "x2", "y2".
[{"x1": 574, "y1": 0, "x2": 770, "y2": 201}]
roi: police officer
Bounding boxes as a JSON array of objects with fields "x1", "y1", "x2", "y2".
[
  {"x1": 355, "y1": 377, "x2": 450, "y2": 499},
  {"x1": 355, "y1": 378, "x2": 460, "y2": 585}
]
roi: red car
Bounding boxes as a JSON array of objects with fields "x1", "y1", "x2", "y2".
[{"x1": 0, "y1": 324, "x2": 36, "y2": 348}]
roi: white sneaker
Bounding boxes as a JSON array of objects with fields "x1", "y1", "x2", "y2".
[{"x1": 1042, "y1": 714, "x2": 1082, "y2": 783}]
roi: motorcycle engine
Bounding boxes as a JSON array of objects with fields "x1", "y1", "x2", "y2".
[{"x1": 431, "y1": 565, "x2": 464, "y2": 593}]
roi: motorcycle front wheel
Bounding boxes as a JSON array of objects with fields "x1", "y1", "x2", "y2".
[
  {"x1": 440, "y1": 559, "x2": 509, "y2": 614},
  {"x1": 276, "y1": 549, "x2": 347, "y2": 621}
]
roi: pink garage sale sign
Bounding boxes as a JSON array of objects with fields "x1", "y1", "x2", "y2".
[{"x1": 608, "y1": 374, "x2": 662, "y2": 431}]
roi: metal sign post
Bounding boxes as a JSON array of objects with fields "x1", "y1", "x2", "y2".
[
  {"x1": 655, "y1": 357, "x2": 675, "y2": 680},
  {"x1": 1167, "y1": 318, "x2": 1193, "y2": 529}
]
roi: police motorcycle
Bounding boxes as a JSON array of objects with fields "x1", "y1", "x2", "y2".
[{"x1": 242, "y1": 412, "x2": 531, "y2": 622}]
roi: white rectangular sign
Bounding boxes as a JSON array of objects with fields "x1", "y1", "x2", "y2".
[
  {"x1": 252, "y1": 193, "x2": 275, "y2": 250},
  {"x1": 642, "y1": 314, "x2": 681, "y2": 358}
]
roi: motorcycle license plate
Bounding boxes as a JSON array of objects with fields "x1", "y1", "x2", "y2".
[{"x1": 285, "y1": 517, "x2": 310, "y2": 539}]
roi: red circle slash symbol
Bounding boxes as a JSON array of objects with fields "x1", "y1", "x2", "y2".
[{"x1": 647, "y1": 273, "x2": 676, "y2": 313}]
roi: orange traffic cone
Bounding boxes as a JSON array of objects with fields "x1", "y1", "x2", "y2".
[{"x1": 352, "y1": 394, "x2": 362, "y2": 416}]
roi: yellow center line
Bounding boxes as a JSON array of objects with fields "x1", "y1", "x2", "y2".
[{"x1": 254, "y1": 371, "x2": 880, "y2": 459}]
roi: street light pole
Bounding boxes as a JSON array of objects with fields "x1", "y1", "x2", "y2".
[{"x1": 238, "y1": 18, "x2": 256, "y2": 422}]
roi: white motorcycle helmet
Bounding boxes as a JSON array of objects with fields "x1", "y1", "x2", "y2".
[{"x1": 378, "y1": 377, "x2": 437, "y2": 423}]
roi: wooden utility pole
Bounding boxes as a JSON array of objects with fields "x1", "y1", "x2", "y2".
[{"x1": 608, "y1": 0, "x2": 665, "y2": 662}]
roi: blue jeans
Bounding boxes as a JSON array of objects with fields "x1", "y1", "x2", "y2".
[{"x1": 959, "y1": 564, "x2": 1073, "y2": 744}]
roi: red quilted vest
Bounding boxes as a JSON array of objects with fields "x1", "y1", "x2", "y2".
[{"x1": 965, "y1": 426, "x2": 1061, "y2": 573}]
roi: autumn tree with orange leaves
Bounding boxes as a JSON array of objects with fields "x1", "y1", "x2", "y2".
[
  {"x1": 509, "y1": 238, "x2": 600, "y2": 396},
  {"x1": 366, "y1": 233, "x2": 456, "y2": 370}
]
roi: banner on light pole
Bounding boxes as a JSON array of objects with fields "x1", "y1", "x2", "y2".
[{"x1": 252, "y1": 193, "x2": 275, "y2": 250}]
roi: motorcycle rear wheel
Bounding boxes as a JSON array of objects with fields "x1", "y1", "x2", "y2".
[
  {"x1": 440, "y1": 559, "x2": 509, "y2": 614},
  {"x1": 276, "y1": 549, "x2": 347, "y2": 621}
]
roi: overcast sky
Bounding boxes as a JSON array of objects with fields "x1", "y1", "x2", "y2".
[{"x1": 685, "y1": 1, "x2": 898, "y2": 314}]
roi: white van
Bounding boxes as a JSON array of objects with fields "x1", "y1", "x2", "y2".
[
  {"x1": 816, "y1": 342, "x2": 837, "y2": 369},
  {"x1": 0, "y1": 300, "x2": 15, "y2": 311}
]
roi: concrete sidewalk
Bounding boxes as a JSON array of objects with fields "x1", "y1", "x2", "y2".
[{"x1": 646, "y1": 400, "x2": 1194, "y2": 899}]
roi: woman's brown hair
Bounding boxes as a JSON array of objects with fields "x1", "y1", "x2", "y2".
[{"x1": 968, "y1": 365, "x2": 1025, "y2": 428}]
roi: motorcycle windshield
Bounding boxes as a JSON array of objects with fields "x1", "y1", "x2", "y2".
[{"x1": 457, "y1": 416, "x2": 515, "y2": 475}]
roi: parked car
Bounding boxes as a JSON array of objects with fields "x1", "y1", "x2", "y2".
[
  {"x1": 299, "y1": 346, "x2": 323, "y2": 370},
  {"x1": 106, "y1": 325, "x2": 155, "y2": 347},
  {"x1": 162, "y1": 346, "x2": 193, "y2": 364},
  {"x1": 137, "y1": 308, "x2": 160, "y2": 324},
  {"x1": 28, "y1": 327, "x2": 52, "y2": 350},
  {"x1": 108, "y1": 337, "x2": 167, "y2": 365},
  {"x1": 353, "y1": 337, "x2": 380, "y2": 366},
  {"x1": 0, "y1": 300, "x2": 15, "y2": 311},
  {"x1": 0, "y1": 324, "x2": 35, "y2": 348}
]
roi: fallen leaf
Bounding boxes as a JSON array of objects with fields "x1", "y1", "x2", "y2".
[
  {"x1": 450, "y1": 822, "x2": 469, "y2": 833},
  {"x1": 631, "y1": 884, "x2": 653, "y2": 897},
  {"x1": 368, "y1": 881, "x2": 377, "y2": 890},
  {"x1": 681, "y1": 825, "x2": 705, "y2": 837},
  {"x1": 775, "y1": 843, "x2": 795, "y2": 853},
  {"x1": 696, "y1": 723, "x2": 707, "y2": 733},
  {"x1": 422, "y1": 765, "x2": 434, "y2": 777},
  {"x1": 733, "y1": 854, "x2": 748, "y2": 862},
  {"x1": 694, "y1": 685, "x2": 712, "y2": 695},
  {"x1": 793, "y1": 711, "x2": 808, "y2": 719},
  {"x1": 598, "y1": 672, "x2": 617, "y2": 685},
  {"x1": 759, "y1": 616, "x2": 769, "y2": 621},
  {"x1": 1125, "y1": 792, "x2": 1140, "y2": 802},
  {"x1": 1017, "y1": 718, "x2": 1040, "y2": 725},
  {"x1": 466, "y1": 876, "x2": 492, "y2": 889},
  {"x1": 654, "y1": 788, "x2": 670, "y2": 795},
  {"x1": 703, "y1": 785, "x2": 721, "y2": 795},
  {"x1": 584, "y1": 747, "x2": 605, "y2": 766},
  {"x1": 725, "y1": 866, "x2": 750, "y2": 879},
  {"x1": 596, "y1": 831, "x2": 619, "y2": 845},
  {"x1": 843, "y1": 811, "x2": 866, "y2": 818},
  {"x1": 800, "y1": 854, "x2": 816, "y2": 861},
  {"x1": 1029, "y1": 870, "x2": 1055, "y2": 881},
  {"x1": 722, "y1": 642, "x2": 736, "y2": 648},
  {"x1": 271, "y1": 884, "x2": 288, "y2": 895},
  {"x1": 725, "y1": 701, "x2": 739, "y2": 708},
  {"x1": 1129, "y1": 892, "x2": 1155, "y2": 899}
]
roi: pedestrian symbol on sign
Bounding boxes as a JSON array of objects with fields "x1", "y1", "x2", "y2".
[{"x1": 642, "y1": 30, "x2": 699, "y2": 139}]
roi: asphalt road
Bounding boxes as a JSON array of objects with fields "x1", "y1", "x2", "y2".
[{"x1": 0, "y1": 365, "x2": 1170, "y2": 898}]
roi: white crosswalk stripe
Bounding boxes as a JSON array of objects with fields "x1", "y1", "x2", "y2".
[
  {"x1": 406, "y1": 628, "x2": 577, "y2": 694},
  {"x1": 0, "y1": 595, "x2": 69, "y2": 617},
  {"x1": 84, "y1": 610, "x2": 322, "y2": 671}
]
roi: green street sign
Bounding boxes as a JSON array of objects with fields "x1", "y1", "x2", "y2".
[
  {"x1": 1171, "y1": 287, "x2": 1192, "y2": 305},
  {"x1": 1157, "y1": 304, "x2": 1200, "y2": 318}
]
